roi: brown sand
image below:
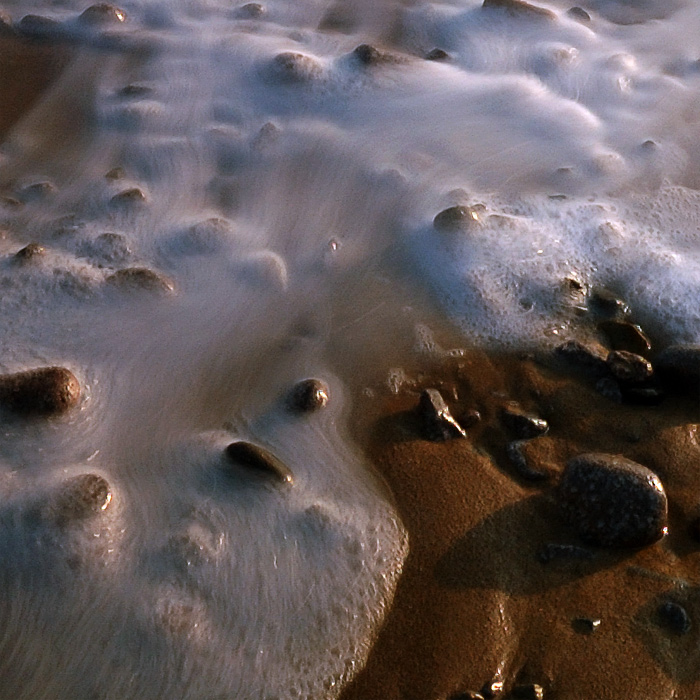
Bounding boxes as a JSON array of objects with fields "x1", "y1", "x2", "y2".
[{"x1": 342, "y1": 350, "x2": 700, "y2": 700}]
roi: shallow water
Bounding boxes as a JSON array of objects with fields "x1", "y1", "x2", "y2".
[{"x1": 0, "y1": 0, "x2": 699, "y2": 697}]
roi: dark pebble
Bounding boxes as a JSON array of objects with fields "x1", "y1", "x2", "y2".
[
  {"x1": 14, "y1": 243, "x2": 46, "y2": 263},
  {"x1": 433, "y1": 205, "x2": 483, "y2": 233},
  {"x1": 111, "y1": 187, "x2": 147, "y2": 205},
  {"x1": 595, "y1": 376, "x2": 622, "y2": 403},
  {"x1": 426, "y1": 48, "x2": 449, "y2": 61},
  {"x1": 657, "y1": 601, "x2": 691, "y2": 635},
  {"x1": 106, "y1": 267, "x2": 174, "y2": 292},
  {"x1": 572, "y1": 617, "x2": 601, "y2": 634},
  {"x1": 419, "y1": 388, "x2": 467, "y2": 441},
  {"x1": 271, "y1": 52, "x2": 322, "y2": 82},
  {"x1": 557, "y1": 453, "x2": 668, "y2": 548},
  {"x1": 482, "y1": 0, "x2": 556, "y2": 20},
  {"x1": 236, "y1": 3, "x2": 265, "y2": 18},
  {"x1": 511, "y1": 684, "x2": 544, "y2": 700},
  {"x1": 555, "y1": 339, "x2": 608, "y2": 374},
  {"x1": 656, "y1": 344, "x2": 700, "y2": 380},
  {"x1": 78, "y1": 4, "x2": 127, "y2": 25},
  {"x1": 589, "y1": 287, "x2": 629, "y2": 317},
  {"x1": 0, "y1": 367, "x2": 81, "y2": 416},
  {"x1": 47, "y1": 474, "x2": 112, "y2": 525},
  {"x1": 288, "y1": 378, "x2": 329, "y2": 413},
  {"x1": 598, "y1": 319, "x2": 651, "y2": 355},
  {"x1": 501, "y1": 403, "x2": 548, "y2": 439},
  {"x1": 567, "y1": 6, "x2": 591, "y2": 21},
  {"x1": 537, "y1": 542, "x2": 594, "y2": 564},
  {"x1": 606, "y1": 350, "x2": 653, "y2": 383},
  {"x1": 17, "y1": 14, "x2": 63, "y2": 39},
  {"x1": 507, "y1": 440, "x2": 550, "y2": 481},
  {"x1": 353, "y1": 43, "x2": 384, "y2": 65},
  {"x1": 223, "y1": 441, "x2": 294, "y2": 485}
]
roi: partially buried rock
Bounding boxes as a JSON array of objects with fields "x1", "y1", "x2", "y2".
[
  {"x1": 507, "y1": 440, "x2": 550, "y2": 481},
  {"x1": 17, "y1": 14, "x2": 63, "y2": 39},
  {"x1": 567, "y1": 6, "x2": 591, "y2": 21},
  {"x1": 223, "y1": 441, "x2": 293, "y2": 485},
  {"x1": 107, "y1": 267, "x2": 174, "y2": 293},
  {"x1": 288, "y1": 378, "x2": 329, "y2": 413},
  {"x1": 426, "y1": 48, "x2": 449, "y2": 61},
  {"x1": 353, "y1": 44, "x2": 385, "y2": 66},
  {"x1": 433, "y1": 205, "x2": 483, "y2": 233},
  {"x1": 589, "y1": 287, "x2": 629, "y2": 318},
  {"x1": 45, "y1": 474, "x2": 112, "y2": 525},
  {"x1": 501, "y1": 402, "x2": 548, "y2": 439},
  {"x1": 555, "y1": 339, "x2": 608, "y2": 374},
  {"x1": 419, "y1": 388, "x2": 467, "y2": 441},
  {"x1": 606, "y1": 350, "x2": 653, "y2": 383},
  {"x1": 13, "y1": 243, "x2": 46, "y2": 263},
  {"x1": 0, "y1": 367, "x2": 81, "y2": 416},
  {"x1": 111, "y1": 187, "x2": 147, "y2": 206},
  {"x1": 557, "y1": 453, "x2": 668, "y2": 548},
  {"x1": 657, "y1": 600, "x2": 691, "y2": 636},
  {"x1": 572, "y1": 617, "x2": 601, "y2": 634},
  {"x1": 78, "y1": 4, "x2": 127, "y2": 26},
  {"x1": 482, "y1": 0, "x2": 556, "y2": 20},
  {"x1": 270, "y1": 52, "x2": 322, "y2": 82},
  {"x1": 599, "y1": 319, "x2": 651, "y2": 355}
]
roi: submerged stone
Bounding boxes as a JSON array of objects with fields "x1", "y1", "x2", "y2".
[
  {"x1": 426, "y1": 48, "x2": 449, "y2": 61},
  {"x1": 47, "y1": 474, "x2": 112, "y2": 525},
  {"x1": 271, "y1": 52, "x2": 322, "y2": 82},
  {"x1": 0, "y1": 366, "x2": 81, "y2": 416},
  {"x1": 111, "y1": 187, "x2": 147, "y2": 205},
  {"x1": 557, "y1": 453, "x2": 668, "y2": 548},
  {"x1": 78, "y1": 4, "x2": 127, "y2": 25},
  {"x1": 236, "y1": 3, "x2": 266, "y2": 18},
  {"x1": 419, "y1": 388, "x2": 467, "y2": 441},
  {"x1": 433, "y1": 205, "x2": 483, "y2": 233},
  {"x1": 288, "y1": 378, "x2": 330, "y2": 413},
  {"x1": 567, "y1": 6, "x2": 591, "y2": 21},
  {"x1": 482, "y1": 0, "x2": 556, "y2": 20},
  {"x1": 589, "y1": 287, "x2": 630, "y2": 317},
  {"x1": 13, "y1": 243, "x2": 46, "y2": 263},
  {"x1": 224, "y1": 441, "x2": 294, "y2": 484},
  {"x1": 17, "y1": 14, "x2": 63, "y2": 38},
  {"x1": 107, "y1": 267, "x2": 174, "y2": 292},
  {"x1": 353, "y1": 44, "x2": 384, "y2": 66},
  {"x1": 657, "y1": 601, "x2": 691, "y2": 636}
]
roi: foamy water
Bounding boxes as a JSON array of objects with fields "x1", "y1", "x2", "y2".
[{"x1": 0, "y1": 0, "x2": 699, "y2": 697}]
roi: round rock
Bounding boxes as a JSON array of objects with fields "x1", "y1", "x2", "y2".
[
  {"x1": 0, "y1": 367, "x2": 81, "y2": 416},
  {"x1": 47, "y1": 474, "x2": 112, "y2": 525},
  {"x1": 557, "y1": 453, "x2": 668, "y2": 548},
  {"x1": 433, "y1": 205, "x2": 483, "y2": 233},
  {"x1": 288, "y1": 378, "x2": 329, "y2": 413}
]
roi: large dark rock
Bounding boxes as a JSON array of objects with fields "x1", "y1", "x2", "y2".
[
  {"x1": 224, "y1": 441, "x2": 294, "y2": 485},
  {"x1": 0, "y1": 367, "x2": 81, "y2": 416},
  {"x1": 557, "y1": 453, "x2": 668, "y2": 548},
  {"x1": 598, "y1": 320, "x2": 651, "y2": 355}
]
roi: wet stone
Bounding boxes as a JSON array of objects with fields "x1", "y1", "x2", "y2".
[
  {"x1": 106, "y1": 267, "x2": 174, "y2": 293},
  {"x1": 0, "y1": 367, "x2": 81, "y2": 417},
  {"x1": 433, "y1": 205, "x2": 483, "y2": 233},
  {"x1": 426, "y1": 48, "x2": 449, "y2": 61},
  {"x1": 557, "y1": 453, "x2": 668, "y2": 548},
  {"x1": 271, "y1": 52, "x2": 322, "y2": 82},
  {"x1": 606, "y1": 350, "x2": 653, "y2": 383},
  {"x1": 236, "y1": 3, "x2": 265, "y2": 18},
  {"x1": 501, "y1": 403, "x2": 548, "y2": 439},
  {"x1": 288, "y1": 378, "x2": 329, "y2": 413},
  {"x1": 110, "y1": 188, "x2": 147, "y2": 205},
  {"x1": 223, "y1": 441, "x2": 294, "y2": 485},
  {"x1": 47, "y1": 474, "x2": 112, "y2": 525},
  {"x1": 481, "y1": 679, "x2": 505, "y2": 698},
  {"x1": 589, "y1": 287, "x2": 629, "y2": 318},
  {"x1": 555, "y1": 339, "x2": 608, "y2": 374},
  {"x1": 105, "y1": 167, "x2": 126, "y2": 180},
  {"x1": 567, "y1": 6, "x2": 591, "y2": 21},
  {"x1": 656, "y1": 344, "x2": 700, "y2": 380},
  {"x1": 13, "y1": 243, "x2": 46, "y2": 263},
  {"x1": 19, "y1": 181, "x2": 56, "y2": 203},
  {"x1": 595, "y1": 376, "x2": 622, "y2": 403},
  {"x1": 78, "y1": 4, "x2": 127, "y2": 26},
  {"x1": 17, "y1": 15, "x2": 63, "y2": 39},
  {"x1": 83, "y1": 232, "x2": 131, "y2": 264},
  {"x1": 537, "y1": 542, "x2": 594, "y2": 564},
  {"x1": 599, "y1": 319, "x2": 651, "y2": 355},
  {"x1": 572, "y1": 617, "x2": 601, "y2": 634},
  {"x1": 511, "y1": 684, "x2": 545, "y2": 700},
  {"x1": 419, "y1": 388, "x2": 467, "y2": 441},
  {"x1": 657, "y1": 601, "x2": 691, "y2": 636},
  {"x1": 507, "y1": 440, "x2": 549, "y2": 482},
  {"x1": 353, "y1": 44, "x2": 384, "y2": 66},
  {"x1": 482, "y1": 0, "x2": 556, "y2": 20}
]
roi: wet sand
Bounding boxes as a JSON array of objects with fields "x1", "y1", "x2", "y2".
[{"x1": 342, "y1": 349, "x2": 700, "y2": 700}]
